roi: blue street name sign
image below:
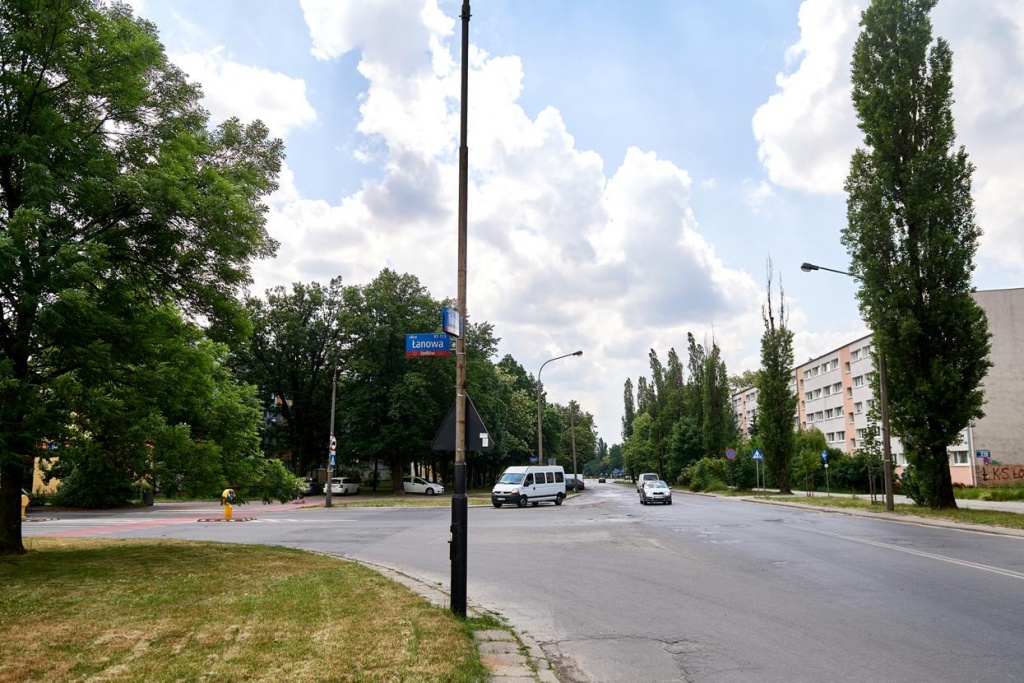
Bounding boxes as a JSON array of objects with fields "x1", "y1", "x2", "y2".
[
  {"x1": 443, "y1": 307, "x2": 462, "y2": 337},
  {"x1": 752, "y1": 449, "x2": 763, "y2": 461},
  {"x1": 405, "y1": 333, "x2": 452, "y2": 357}
]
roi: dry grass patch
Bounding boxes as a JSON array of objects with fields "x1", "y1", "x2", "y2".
[{"x1": 0, "y1": 538, "x2": 488, "y2": 683}]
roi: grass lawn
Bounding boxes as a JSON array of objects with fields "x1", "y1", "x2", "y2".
[
  {"x1": 0, "y1": 538, "x2": 495, "y2": 683},
  {"x1": 768, "y1": 494, "x2": 1024, "y2": 531}
]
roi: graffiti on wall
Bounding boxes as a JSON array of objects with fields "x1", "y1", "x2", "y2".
[{"x1": 975, "y1": 465, "x2": 1024, "y2": 487}]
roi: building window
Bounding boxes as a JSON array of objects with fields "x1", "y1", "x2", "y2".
[
  {"x1": 831, "y1": 359, "x2": 839, "y2": 370},
  {"x1": 849, "y1": 412, "x2": 855, "y2": 423},
  {"x1": 851, "y1": 349, "x2": 860, "y2": 361},
  {"x1": 856, "y1": 428, "x2": 865, "y2": 440},
  {"x1": 853, "y1": 375, "x2": 865, "y2": 388},
  {"x1": 854, "y1": 402, "x2": 863, "y2": 413},
  {"x1": 813, "y1": 389, "x2": 822, "y2": 399},
  {"x1": 951, "y1": 452, "x2": 969, "y2": 465},
  {"x1": 806, "y1": 391, "x2": 813, "y2": 401},
  {"x1": 823, "y1": 385, "x2": 832, "y2": 396}
]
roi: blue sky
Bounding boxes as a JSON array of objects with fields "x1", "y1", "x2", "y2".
[{"x1": 126, "y1": 0, "x2": 1024, "y2": 445}]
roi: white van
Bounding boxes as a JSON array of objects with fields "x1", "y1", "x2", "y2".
[{"x1": 491, "y1": 465, "x2": 566, "y2": 508}]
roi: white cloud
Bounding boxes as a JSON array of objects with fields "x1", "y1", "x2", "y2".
[
  {"x1": 752, "y1": 0, "x2": 862, "y2": 195},
  {"x1": 245, "y1": 0, "x2": 768, "y2": 440},
  {"x1": 170, "y1": 47, "x2": 318, "y2": 138},
  {"x1": 754, "y1": 0, "x2": 1024, "y2": 277}
]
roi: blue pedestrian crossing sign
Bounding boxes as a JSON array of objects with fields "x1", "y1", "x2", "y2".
[{"x1": 752, "y1": 449, "x2": 763, "y2": 461}]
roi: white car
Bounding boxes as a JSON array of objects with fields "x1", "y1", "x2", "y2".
[
  {"x1": 328, "y1": 476, "x2": 359, "y2": 495},
  {"x1": 640, "y1": 480, "x2": 672, "y2": 505},
  {"x1": 403, "y1": 476, "x2": 444, "y2": 495}
]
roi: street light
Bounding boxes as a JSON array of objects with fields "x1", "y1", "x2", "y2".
[
  {"x1": 801, "y1": 262, "x2": 895, "y2": 512},
  {"x1": 325, "y1": 356, "x2": 339, "y2": 508},
  {"x1": 536, "y1": 351, "x2": 583, "y2": 466}
]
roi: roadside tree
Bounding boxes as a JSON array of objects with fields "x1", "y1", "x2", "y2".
[
  {"x1": 844, "y1": 0, "x2": 991, "y2": 508},
  {"x1": 0, "y1": 1, "x2": 281, "y2": 554},
  {"x1": 756, "y1": 265, "x2": 797, "y2": 494}
]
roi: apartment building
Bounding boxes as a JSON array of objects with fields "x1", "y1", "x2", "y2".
[{"x1": 732, "y1": 287, "x2": 1024, "y2": 487}]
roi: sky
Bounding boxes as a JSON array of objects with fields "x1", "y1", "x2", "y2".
[{"x1": 124, "y1": 0, "x2": 1024, "y2": 446}]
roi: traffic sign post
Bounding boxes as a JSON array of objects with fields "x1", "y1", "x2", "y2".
[
  {"x1": 752, "y1": 449, "x2": 764, "y2": 494},
  {"x1": 822, "y1": 450, "x2": 830, "y2": 497}
]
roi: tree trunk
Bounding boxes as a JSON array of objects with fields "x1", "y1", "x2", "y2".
[
  {"x1": 926, "y1": 445, "x2": 958, "y2": 510},
  {"x1": 0, "y1": 461, "x2": 26, "y2": 556}
]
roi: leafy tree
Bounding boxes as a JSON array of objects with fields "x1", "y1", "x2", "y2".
[
  {"x1": 621, "y1": 378, "x2": 635, "y2": 443},
  {"x1": 792, "y1": 428, "x2": 828, "y2": 494},
  {"x1": 335, "y1": 270, "x2": 452, "y2": 490},
  {"x1": 0, "y1": 1, "x2": 281, "y2": 554},
  {"x1": 701, "y1": 340, "x2": 734, "y2": 459},
  {"x1": 622, "y1": 412, "x2": 656, "y2": 478},
  {"x1": 844, "y1": 0, "x2": 991, "y2": 508},
  {"x1": 756, "y1": 265, "x2": 797, "y2": 494},
  {"x1": 235, "y1": 278, "x2": 346, "y2": 478}
]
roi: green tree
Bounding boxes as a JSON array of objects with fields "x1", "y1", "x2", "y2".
[
  {"x1": 844, "y1": 0, "x2": 991, "y2": 508},
  {"x1": 0, "y1": 1, "x2": 281, "y2": 554},
  {"x1": 621, "y1": 378, "x2": 635, "y2": 443},
  {"x1": 701, "y1": 340, "x2": 734, "y2": 459},
  {"x1": 235, "y1": 279, "x2": 347, "y2": 478},
  {"x1": 335, "y1": 270, "x2": 452, "y2": 490},
  {"x1": 756, "y1": 266, "x2": 797, "y2": 494}
]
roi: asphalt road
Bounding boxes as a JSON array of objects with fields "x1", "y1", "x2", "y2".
[{"x1": 23, "y1": 484, "x2": 1024, "y2": 682}]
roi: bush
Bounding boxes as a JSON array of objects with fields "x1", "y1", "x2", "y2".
[
  {"x1": 54, "y1": 466, "x2": 136, "y2": 509},
  {"x1": 688, "y1": 457, "x2": 730, "y2": 492}
]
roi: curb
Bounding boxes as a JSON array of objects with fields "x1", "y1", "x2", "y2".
[
  {"x1": 357, "y1": 560, "x2": 560, "y2": 682},
  {"x1": 737, "y1": 495, "x2": 1024, "y2": 538}
]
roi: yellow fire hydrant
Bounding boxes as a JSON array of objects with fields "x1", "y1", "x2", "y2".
[
  {"x1": 222, "y1": 488, "x2": 235, "y2": 520},
  {"x1": 21, "y1": 492, "x2": 30, "y2": 521}
]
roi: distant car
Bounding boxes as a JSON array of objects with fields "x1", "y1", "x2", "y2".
[
  {"x1": 565, "y1": 474, "x2": 585, "y2": 491},
  {"x1": 328, "y1": 477, "x2": 359, "y2": 495},
  {"x1": 640, "y1": 480, "x2": 672, "y2": 505},
  {"x1": 403, "y1": 476, "x2": 444, "y2": 495},
  {"x1": 303, "y1": 479, "x2": 323, "y2": 496},
  {"x1": 598, "y1": 478, "x2": 606, "y2": 483},
  {"x1": 636, "y1": 472, "x2": 660, "y2": 492}
]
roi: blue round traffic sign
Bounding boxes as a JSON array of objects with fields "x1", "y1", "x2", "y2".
[{"x1": 726, "y1": 448, "x2": 737, "y2": 460}]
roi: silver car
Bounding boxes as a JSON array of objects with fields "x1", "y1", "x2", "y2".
[{"x1": 639, "y1": 480, "x2": 672, "y2": 505}]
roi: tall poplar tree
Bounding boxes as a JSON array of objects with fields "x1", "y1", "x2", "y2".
[
  {"x1": 757, "y1": 267, "x2": 796, "y2": 494},
  {"x1": 843, "y1": 0, "x2": 990, "y2": 508}
]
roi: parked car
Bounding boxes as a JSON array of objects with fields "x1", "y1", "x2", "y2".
[
  {"x1": 598, "y1": 477, "x2": 607, "y2": 483},
  {"x1": 640, "y1": 480, "x2": 672, "y2": 505},
  {"x1": 403, "y1": 476, "x2": 444, "y2": 495},
  {"x1": 565, "y1": 474, "x2": 585, "y2": 491},
  {"x1": 303, "y1": 478, "x2": 323, "y2": 496},
  {"x1": 635, "y1": 472, "x2": 660, "y2": 492},
  {"x1": 328, "y1": 476, "x2": 359, "y2": 495}
]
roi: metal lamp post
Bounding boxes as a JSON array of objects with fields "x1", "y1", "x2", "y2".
[
  {"x1": 325, "y1": 360, "x2": 338, "y2": 508},
  {"x1": 801, "y1": 262, "x2": 895, "y2": 512},
  {"x1": 536, "y1": 351, "x2": 582, "y2": 466}
]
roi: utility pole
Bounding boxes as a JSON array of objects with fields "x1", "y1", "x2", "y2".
[{"x1": 450, "y1": 0, "x2": 471, "y2": 619}]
